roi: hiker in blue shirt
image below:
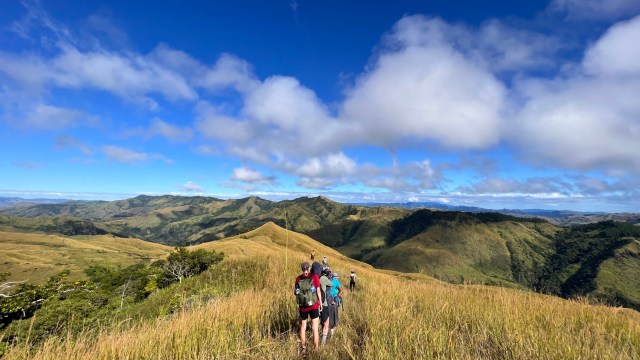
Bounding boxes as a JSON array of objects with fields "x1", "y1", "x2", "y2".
[
  {"x1": 319, "y1": 268, "x2": 333, "y2": 346},
  {"x1": 330, "y1": 272, "x2": 343, "y2": 333}
]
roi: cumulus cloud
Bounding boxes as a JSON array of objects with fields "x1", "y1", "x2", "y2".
[
  {"x1": 231, "y1": 167, "x2": 276, "y2": 185},
  {"x1": 341, "y1": 16, "x2": 506, "y2": 150},
  {"x1": 512, "y1": 14, "x2": 640, "y2": 175},
  {"x1": 295, "y1": 153, "x2": 357, "y2": 178},
  {"x1": 194, "y1": 101, "x2": 258, "y2": 144},
  {"x1": 197, "y1": 53, "x2": 259, "y2": 93},
  {"x1": 176, "y1": 181, "x2": 204, "y2": 192},
  {"x1": 472, "y1": 20, "x2": 562, "y2": 72},
  {"x1": 359, "y1": 160, "x2": 440, "y2": 192},
  {"x1": 583, "y1": 16, "x2": 640, "y2": 76}
]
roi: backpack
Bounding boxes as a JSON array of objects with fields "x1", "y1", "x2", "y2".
[
  {"x1": 296, "y1": 277, "x2": 317, "y2": 307},
  {"x1": 325, "y1": 283, "x2": 334, "y2": 304},
  {"x1": 320, "y1": 276, "x2": 334, "y2": 305}
]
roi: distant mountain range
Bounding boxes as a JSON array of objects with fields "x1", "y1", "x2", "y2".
[
  {"x1": 351, "y1": 201, "x2": 640, "y2": 225},
  {"x1": 0, "y1": 197, "x2": 69, "y2": 208},
  {"x1": 3, "y1": 196, "x2": 639, "y2": 226},
  {"x1": 1, "y1": 194, "x2": 640, "y2": 311}
]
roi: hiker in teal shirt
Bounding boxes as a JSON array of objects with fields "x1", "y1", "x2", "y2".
[{"x1": 331, "y1": 272, "x2": 343, "y2": 330}]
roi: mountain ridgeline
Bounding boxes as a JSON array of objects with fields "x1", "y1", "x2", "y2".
[{"x1": 2, "y1": 195, "x2": 640, "y2": 310}]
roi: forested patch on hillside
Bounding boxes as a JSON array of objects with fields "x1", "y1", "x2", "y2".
[
  {"x1": 387, "y1": 209, "x2": 546, "y2": 246},
  {"x1": 536, "y1": 221, "x2": 640, "y2": 309},
  {"x1": 0, "y1": 247, "x2": 226, "y2": 354}
]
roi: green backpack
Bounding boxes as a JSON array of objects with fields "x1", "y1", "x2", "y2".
[{"x1": 296, "y1": 278, "x2": 317, "y2": 307}]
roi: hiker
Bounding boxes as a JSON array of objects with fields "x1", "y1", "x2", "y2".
[
  {"x1": 349, "y1": 270, "x2": 357, "y2": 291},
  {"x1": 310, "y1": 253, "x2": 323, "y2": 278},
  {"x1": 330, "y1": 271, "x2": 343, "y2": 332},
  {"x1": 319, "y1": 268, "x2": 334, "y2": 346},
  {"x1": 295, "y1": 261, "x2": 323, "y2": 354},
  {"x1": 322, "y1": 255, "x2": 328, "y2": 269}
]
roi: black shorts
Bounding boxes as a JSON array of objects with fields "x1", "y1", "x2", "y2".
[
  {"x1": 320, "y1": 306, "x2": 330, "y2": 323},
  {"x1": 300, "y1": 308, "x2": 320, "y2": 320}
]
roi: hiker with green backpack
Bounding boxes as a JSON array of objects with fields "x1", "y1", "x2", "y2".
[
  {"x1": 295, "y1": 261, "x2": 323, "y2": 354},
  {"x1": 319, "y1": 268, "x2": 334, "y2": 346}
]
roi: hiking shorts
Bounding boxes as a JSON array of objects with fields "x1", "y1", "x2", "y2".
[
  {"x1": 320, "y1": 306, "x2": 330, "y2": 323},
  {"x1": 299, "y1": 308, "x2": 320, "y2": 320}
]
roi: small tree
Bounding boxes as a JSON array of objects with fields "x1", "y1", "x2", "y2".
[
  {"x1": 1, "y1": 270, "x2": 92, "y2": 329},
  {"x1": 0, "y1": 273, "x2": 25, "y2": 299},
  {"x1": 160, "y1": 247, "x2": 224, "y2": 285}
]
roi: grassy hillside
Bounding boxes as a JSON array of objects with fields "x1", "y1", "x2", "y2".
[
  {"x1": 0, "y1": 231, "x2": 171, "y2": 283},
  {"x1": 1, "y1": 224, "x2": 639, "y2": 359},
  {"x1": 0, "y1": 195, "x2": 378, "y2": 245},
  {"x1": 3, "y1": 196, "x2": 640, "y2": 312},
  {"x1": 359, "y1": 210, "x2": 557, "y2": 286}
]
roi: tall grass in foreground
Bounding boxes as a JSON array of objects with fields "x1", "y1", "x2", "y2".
[{"x1": 5, "y1": 254, "x2": 640, "y2": 359}]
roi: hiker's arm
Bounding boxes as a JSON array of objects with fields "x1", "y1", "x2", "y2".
[
  {"x1": 338, "y1": 285, "x2": 343, "y2": 297},
  {"x1": 316, "y1": 286, "x2": 323, "y2": 310}
]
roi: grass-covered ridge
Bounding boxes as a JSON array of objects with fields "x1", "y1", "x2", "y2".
[
  {"x1": 3, "y1": 195, "x2": 640, "y2": 311},
  {"x1": 1, "y1": 223, "x2": 639, "y2": 359}
]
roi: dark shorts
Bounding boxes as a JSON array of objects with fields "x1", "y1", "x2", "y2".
[
  {"x1": 320, "y1": 306, "x2": 330, "y2": 323},
  {"x1": 299, "y1": 308, "x2": 320, "y2": 320}
]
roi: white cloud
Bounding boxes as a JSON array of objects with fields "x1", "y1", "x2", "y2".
[
  {"x1": 551, "y1": 0, "x2": 640, "y2": 20},
  {"x1": 473, "y1": 20, "x2": 561, "y2": 72},
  {"x1": 194, "y1": 101, "x2": 258, "y2": 143},
  {"x1": 359, "y1": 160, "x2": 440, "y2": 192},
  {"x1": 126, "y1": 117, "x2": 193, "y2": 143},
  {"x1": 50, "y1": 46, "x2": 197, "y2": 103},
  {"x1": 583, "y1": 15, "x2": 640, "y2": 76},
  {"x1": 0, "y1": 37, "x2": 198, "y2": 110},
  {"x1": 197, "y1": 53, "x2": 259, "y2": 93},
  {"x1": 512, "y1": 15, "x2": 640, "y2": 175},
  {"x1": 463, "y1": 177, "x2": 567, "y2": 195},
  {"x1": 296, "y1": 177, "x2": 336, "y2": 190},
  {"x1": 9, "y1": 103, "x2": 99, "y2": 130},
  {"x1": 102, "y1": 145, "x2": 170, "y2": 164},
  {"x1": 231, "y1": 167, "x2": 276, "y2": 185},
  {"x1": 295, "y1": 153, "x2": 357, "y2": 178},
  {"x1": 177, "y1": 181, "x2": 204, "y2": 192},
  {"x1": 341, "y1": 16, "x2": 506, "y2": 150},
  {"x1": 102, "y1": 145, "x2": 148, "y2": 163}
]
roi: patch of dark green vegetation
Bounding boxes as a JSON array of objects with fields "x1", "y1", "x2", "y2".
[
  {"x1": 388, "y1": 209, "x2": 546, "y2": 245},
  {"x1": 536, "y1": 221, "x2": 640, "y2": 308},
  {"x1": 0, "y1": 247, "x2": 227, "y2": 353},
  {"x1": 353, "y1": 244, "x2": 388, "y2": 261}
]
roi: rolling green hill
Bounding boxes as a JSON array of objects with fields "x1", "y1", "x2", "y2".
[
  {"x1": 1, "y1": 223, "x2": 639, "y2": 359},
  {"x1": 2, "y1": 195, "x2": 640, "y2": 311}
]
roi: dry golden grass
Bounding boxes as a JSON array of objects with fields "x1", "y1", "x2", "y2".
[
  {"x1": 194, "y1": 222, "x2": 367, "y2": 269},
  {"x1": 0, "y1": 231, "x2": 172, "y2": 283},
  {"x1": 3, "y1": 223, "x2": 640, "y2": 359}
]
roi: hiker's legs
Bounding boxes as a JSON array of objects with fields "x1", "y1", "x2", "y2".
[
  {"x1": 311, "y1": 316, "x2": 320, "y2": 349},
  {"x1": 320, "y1": 307, "x2": 330, "y2": 345},
  {"x1": 299, "y1": 318, "x2": 308, "y2": 348}
]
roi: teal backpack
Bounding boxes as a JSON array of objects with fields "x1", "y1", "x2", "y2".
[{"x1": 296, "y1": 278, "x2": 317, "y2": 307}]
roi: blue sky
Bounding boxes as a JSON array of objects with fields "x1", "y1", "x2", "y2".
[{"x1": 1, "y1": 0, "x2": 640, "y2": 212}]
